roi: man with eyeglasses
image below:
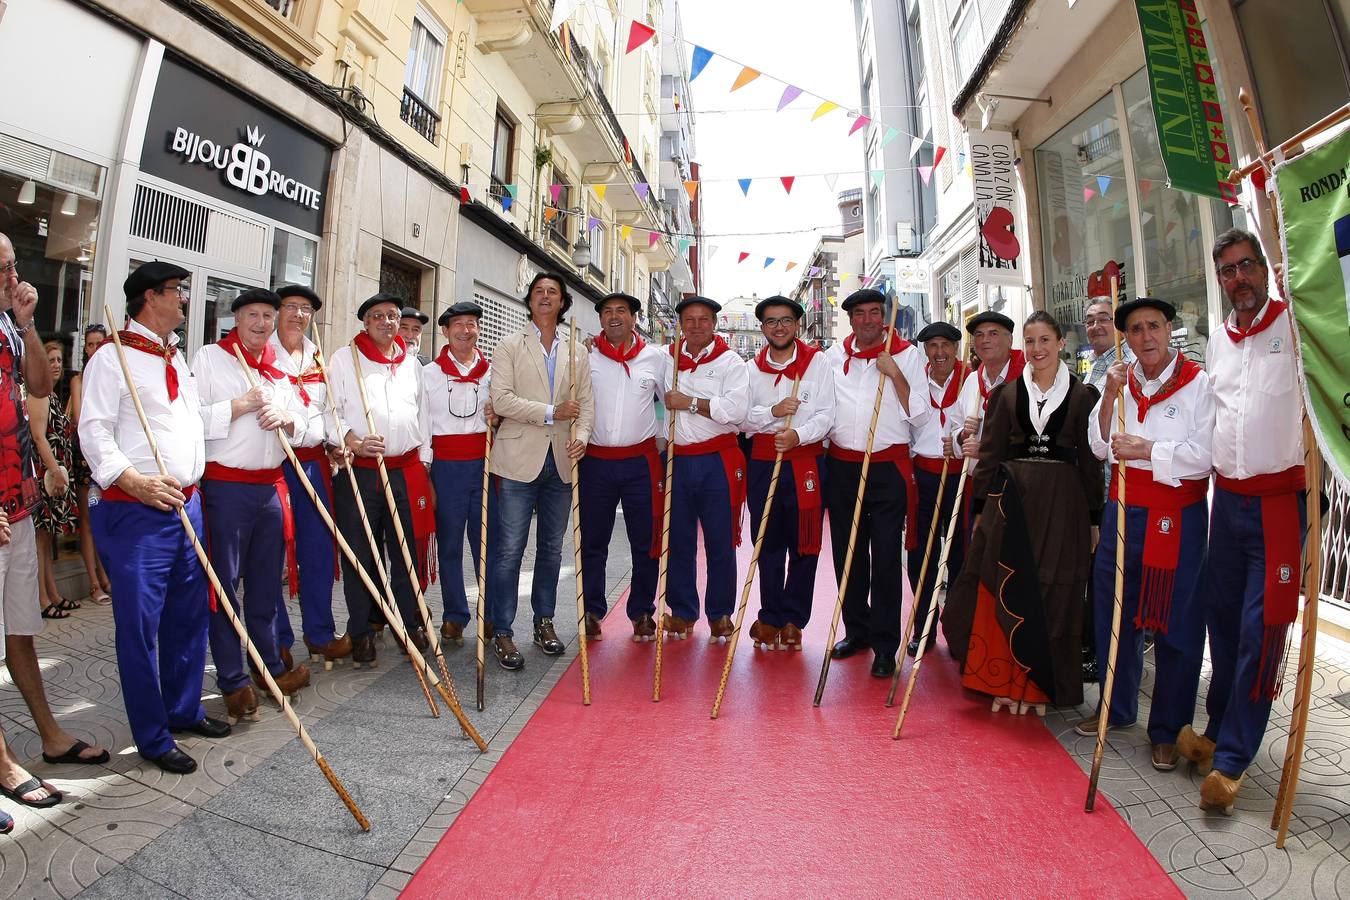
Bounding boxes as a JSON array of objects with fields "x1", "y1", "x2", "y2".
[
  {"x1": 400, "y1": 307, "x2": 431, "y2": 366},
  {"x1": 741, "y1": 296, "x2": 834, "y2": 651},
  {"x1": 421, "y1": 301, "x2": 496, "y2": 647},
  {"x1": 268, "y1": 285, "x2": 351, "y2": 670},
  {"x1": 81, "y1": 260, "x2": 212, "y2": 774},
  {"x1": 328, "y1": 293, "x2": 435, "y2": 670},
  {"x1": 580, "y1": 292, "x2": 671, "y2": 642},
  {"x1": 1176, "y1": 228, "x2": 1307, "y2": 815}
]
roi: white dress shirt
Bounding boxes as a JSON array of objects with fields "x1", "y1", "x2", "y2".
[
  {"x1": 661, "y1": 343, "x2": 750, "y2": 445},
  {"x1": 742, "y1": 346, "x2": 836, "y2": 445},
  {"x1": 589, "y1": 342, "x2": 670, "y2": 447},
  {"x1": 192, "y1": 342, "x2": 309, "y2": 470},
  {"x1": 78, "y1": 318, "x2": 205, "y2": 490},
  {"x1": 824, "y1": 340, "x2": 930, "y2": 452},
  {"x1": 1206, "y1": 299, "x2": 1304, "y2": 479},
  {"x1": 1089, "y1": 351, "x2": 1215, "y2": 486},
  {"x1": 912, "y1": 368, "x2": 962, "y2": 458},
  {"x1": 328, "y1": 342, "x2": 429, "y2": 463},
  {"x1": 421, "y1": 351, "x2": 491, "y2": 437},
  {"x1": 269, "y1": 332, "x2": 331, "y2": 449}
]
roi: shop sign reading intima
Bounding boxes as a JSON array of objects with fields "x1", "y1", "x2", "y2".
[{"x1": 169, "y1": 125, "x2": 322, "y2": 211}]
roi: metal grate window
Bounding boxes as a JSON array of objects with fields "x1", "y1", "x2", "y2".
[
  {"x1": 473, "y1": 287, "x2": 527, "y2": 357},
  {"x1": 130, "y1": 182, "x2": 267, "y2": 268}
]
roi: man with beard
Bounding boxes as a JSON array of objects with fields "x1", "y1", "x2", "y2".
[{"x1": 400, "y1": 307, "x2": 431, "y2": 366}]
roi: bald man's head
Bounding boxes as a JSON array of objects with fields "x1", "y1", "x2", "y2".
[{"x1": 0, "y1": 232, "x2": 17, "y2": 308}]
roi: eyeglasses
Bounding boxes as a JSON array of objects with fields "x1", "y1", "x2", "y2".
[
  {"x1": 1217, "y1": 257, "x2": 1263, "y2": 281},
  {"x1": 447, "y1": 383, "x2": 480, "y2": 419},
  {"x1": 0, "y1": 261, "x2": 16, "y2": 275},
  {"x1": 366, "y1": 312, "x2": 400, "y2": 323},
  {"x1": 281, "y1": 304, "x2": 314, "y2": 317},
  {"x1": 761, "y1": 316, "x2": 796, "y2": 328},
  {"x1": 156, "y1": 284, "x2": 187, "y2": 297}
]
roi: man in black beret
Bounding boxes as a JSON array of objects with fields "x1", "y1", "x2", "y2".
[
  {"x1": 400, "y1": 307, "x2": 431, "y2": 366},
  {"x1": 191, "y1": 287, "x2": 313, "y2": 721}
]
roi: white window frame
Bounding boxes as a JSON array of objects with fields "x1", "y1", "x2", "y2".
[{"x1": 404, "y1": 5, "x2": 448, "y2": 105}]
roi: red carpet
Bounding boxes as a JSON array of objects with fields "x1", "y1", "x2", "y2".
[{"x1": 405, "y1": 529, "x2": 1178, "y2": 898}]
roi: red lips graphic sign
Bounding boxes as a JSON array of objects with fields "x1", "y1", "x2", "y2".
[{"x1": 970, "y1": 130, "x2": 1023, "y2": 288}]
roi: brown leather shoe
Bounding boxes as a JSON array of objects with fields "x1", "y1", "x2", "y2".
[
  {"x1": 493, "y1": 633, "x2": 524, "y2": 670},
  {"x1": 708, "y1": 616, "x2": 735, "y2": 644},
  {"x1": 533, "y1": 619, "x2": 565, "y2": 655},
  {"x1": 749, "y1": 620, "x2": 780, "y2": 650},
  {"x1": 304, "y1": 634, "x2": 352, "y2": 670},
  {"x1": 631, "y1": 614, "x2": 656, "y2": 642},
  {"x1": 408, "y1": 627, "x2": 430, "y2": 654},
  {"x1": 1073, "y1": 712, "x2": 1134, "y2": 737},
  {"x1": 1177, "y1": 725, "x2": 1216, "y2": 774},
  {"x1": 1151, "y1": 743, "x2": 1179, "y2": 771},
  {"x1": 440, "y1": 621, "x2": 465, "y2": 645},
  {"x1": 270, "y1": 663, "x2": 311, "y2": 696},
  {"x1": 352, "y1": 633, "x2": 377, "y2": 668},
  {"x1": 224, "y1": 685, "x2": 258, "y2": 723},
  {"x1": 1199, "y1": 769, "x2": 1245, "y2": 815},
  {"x1": 280, "y1": 644, "x2": 294, "y2": 672},
  {"x1": 779, "y1": 623, "x2": 803, "y2": 651},
  {"x1": 661, "y1": 614, "x2": 694, "y2": 640},
  {"x1": 584, "y1": 613, "x2": 603, "y2": 641}
]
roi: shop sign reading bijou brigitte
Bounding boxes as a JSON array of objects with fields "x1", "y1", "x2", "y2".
[{"x1": 169, "y1": 125, "x2": 322, "y2": 212}]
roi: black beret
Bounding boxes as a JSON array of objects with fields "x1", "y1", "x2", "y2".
[
  {"x1": 400, "y1": 306, "x2": 429, "y2": 324},
  {"x1": 916, "y1": 322, "x2": 962, "y2": 344},
  {"x1": 356, "y1": 293, "x2": 403, "y2": 319},
  {"x1": 230, "y1": 287, "x2": 281, "y2": 312},
  {"x1": 596, "y1": 292, "x2": 641, "y2": 314},
  {"x1": 1114, "y1": 296, "x2": 1176, "y2": 332},
  {"x1": 841, "y1": 288, "x2": 887, "y2": 311},
  {"x1": 754, "y1": 295, "x2": 803, "y2": 321},
  {"x1": 675, "y1": 295, "x2": 722, "y2": 315},
  {"x1": 123, "y1": 260, "x2": 190, "y2": 302},
  {"x1": 277, "y1": 284, "x2": 322, "y2": 310},
  {"x1": 965, "y1": 310, "x2": 1015, "y2": 334},
  {"x1": 438, "y1": 301, "x2": 484, "y2": 326}
]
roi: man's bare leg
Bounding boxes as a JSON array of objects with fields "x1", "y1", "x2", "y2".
[{"x1": 5, "y1": 634, "x2": 107, "y2": 761}]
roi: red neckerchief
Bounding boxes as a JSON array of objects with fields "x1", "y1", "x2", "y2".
[
  {"x1": 753, "y1": 339, "x2": 817, "y2": 384},
  {"x1": 928, "y1": 360, "x2": 968, "y2": 425},
  {"x1": 1127, "y1": 355, "x2": 1203, "y2": 424},
  {"x1": 108, "y1": 331, "x2": 179, "y2": 401},
  {"x1": 1224, "y1": 299, "x2": 1287, "y2": 343},
  {"x1": 671, "y1": 335, "x2": 732, "y2": 373},
  {"x1": 435, "y1": 346, "x2": 489, "y2": 383},
  {"x1": 594, "y1": 332, "x2": 645, "y2": 376},
  {"x1": 354, "y1": 332, "x2": 408, "y2": 373},
  {"x1": 217, "y1": 329, "x2": 288, "y2": 385},
  {"x1": 291, "y1": 352, "x2": 325, "y2": 406},
  {"x1": 976, "y1": 350, "x2": 1026, "y2": 408},
  {"x1": 841, "y1": 330, "x2": 910, "y2": 374}
]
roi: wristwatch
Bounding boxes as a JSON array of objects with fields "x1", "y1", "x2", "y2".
[{"x1": 14, "y1": 321, "x2": 31, "y2": 337}]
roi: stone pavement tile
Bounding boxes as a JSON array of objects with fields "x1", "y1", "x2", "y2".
[
  {"x1": 72, "y1": 865, "x2": 187, "y2": 899},
  {"x1": 118, "y1": 739, "x2": 269, "y2": 807},
  {"x1": 54, "y1": 777, "x2": 198, "y2": 864},
  {"x1": 123, "y1": 809, "x2": 383, "y2": 900},
  {"x1": 1170, "y1": 860, "x2": 1258, "y2": 898},
  {"x1": 1220, "y1": 829, "x2": 1350, "y2": 899},
  {"x1": 1117, "y1": 800, "x2": 1216, "y2": 873},
  {"x1": 363, "y1": 868, "x2": 410, "y2": 900},
  {"x1": 0, "y1": 814, "x2": 120, "y2": 900}
]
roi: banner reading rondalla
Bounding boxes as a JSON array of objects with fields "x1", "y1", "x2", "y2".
[
  {"x1": 1133, "y1": 0, "x2": 1236, "y2": 203},
  {"x1": 1275, "y1": 128, "x2": 1350, "y2": 491}
]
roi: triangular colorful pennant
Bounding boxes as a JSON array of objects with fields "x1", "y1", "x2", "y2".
[
  {"x1": 549, "y1": 0, "x2": 576, "y2": 30},
  {"x1": 780, "y1": 176, "x2": 795, "y2": 194},
  {"x1": 909, "y1": 136, "x2": 924, "y2": 160},
  {"x1": 932, "y1": 146, "x2": 947, "y2": 168},
  {"x1": 593, "y1": 184, "x2": 608, "y2": 201},
  {"x1": 706, "y1": 245, "x2": 720, "y2": 260},
  {"x1": 625, "y1": 21, "x2": 656, "y2": 54},
  {"x1": 785, "y1": 262, "x2": 797, "y2": 271},
  {"x1": 763, "y1": 258, "x2": 775, "y2": 268},
  {"x1": 777, "y1": 85, "x2": 802, "y2": 111},
  {"x1": 870, "y1": 170, "x2": 885, "y2": 189},
  {"x1": 549, "y1": 183, "x2": 563, "y2": 203},
  {"x1": 848, "y1": 115, "x2": 871, "y2": 137},
  {"x1": 684, "y1": 180, "x2": 699, "y2": 200},
  {"x1": 808, "y1": 266, "x2": 821, "y2": 277},
  {"x1": 738, "y1": 178, "x2": 752, "y2": 197},
  {"x1": 504, "y1": 184, "x2": 518, "y2": 198},
  {"x1": 1084, "y1": 187, "x2": 1095, "y2": 202},
  {"x1": 918, "y1": 165, "x2": 933, "y2": 186},
  {"x1": 501, "y1": 195, "x2": 513, "y2": 211},
  {"x1": 690, "y1": 46, "x2": 713, "y2": 81},
  {"x1": 1140, "y1": 179, "x2": 1154, "y2": 201},
  {"x1": 587, "y1": 216, "x2": 600, "y2": 231},
  {"x1": 882, "y1": 127, "x2": 900, "y2": 147},
  {"x1": 459, "y1": 186, "x2": 471, "y2": 204},
  {"x1": 824, "y1": 173, "x2": 839, "y2": 193},
  {"x1": 731, "y1": 66, "x2": 761, "y2": 92},
  {"x1": 634, "y1": 183, "x2": 650, "y2": 201},
  {"x1": 1097, "y1": 175, "x2": 1111, "y2": 196},
  {"x1": 543, "y1": 207, "x2": 559, "y2": 222},
  {"x1": 737, "y1": 252, "x2": 749, "y2": 264},
  {"x1": 812, "y1": 101, "x2": 839, "y2": 120},
  {"x1": 620, "y1": 225, "x2": 632, "y2": 241},
  {"x1": 678, "y1": 238, "x2": 691, "y2": 253},
  {"x1": 648, "y1": 230, "x2": 661, "y2": 247}
]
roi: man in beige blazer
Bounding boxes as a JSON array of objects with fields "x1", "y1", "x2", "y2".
[{"x1": 488, "y1": 273, "x2": 594, "y2": 670}]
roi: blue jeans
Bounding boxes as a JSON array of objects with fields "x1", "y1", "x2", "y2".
[
  {"x1": 431, "y1": 457, "x2": 498, "y2": 626},
  {"x1": 491, "y1": 449, "x2": 571, "y2": 636}
]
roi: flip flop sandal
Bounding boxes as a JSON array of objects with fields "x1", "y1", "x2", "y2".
[
  {"x1": 55, "y1": 596, "x2": 81, "y2": 611},
  {"x1": 89, "y1": 589, "x2": 112, "y2": 606},
  {"x1": 0, "y1": 808, "x2": 12, "y2": 835},
  {"x1": 0, "y1": 776, "x2": 62, "y2": 808},
  {"x1": 42, "y1": 739, "x2": 110, "y2": 766},
  {"x1": 41, "y1": 604, "x2": 71, "y2": 620}
]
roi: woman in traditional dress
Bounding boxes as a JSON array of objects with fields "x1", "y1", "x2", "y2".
[
  {"x1": 67, "y1": 324, "x2": 112, "y2": 605},
  {"x1": 941, "y1": 311, "x2": 1104, "y2": 709},
  {"x1": 29, "y1": 340, "x2": 80, "y2": 618}
]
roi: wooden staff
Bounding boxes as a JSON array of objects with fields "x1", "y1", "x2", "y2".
[
  {"x1": 1236, "y1": 86, "x2": 1324, "y2": 847},
  {"x1": 475, "y1": 420, "x2": 493, "y2": 712},
  {"x1": 651, "y1": 318, "x2": 682, "y2": 702},
  {"x1": 102, "y1": 305, "x2": 369, "y2": 831},
  {"x1": 1086, "y1": 275, "x2": 1127, "y2": 812},
  {"x1": 710, "y1": 374, "x2": 803, "y2": 720},
  {"x1": 310, "y1": 331, "x2": 439, "y2": 718},
  {"x1": 569, "y1": 319, "x2": 592, "y2": 705},
  {"x1": 814, "y1": 298, "x2": 901, "y2": 706},
  {"x1": 886, "y1": 457, "x2": 948, "y2": 708}
]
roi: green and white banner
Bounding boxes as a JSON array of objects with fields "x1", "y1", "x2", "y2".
[{"x1": 1275, "y1": 128, "x2": 1350, "y2": 490}]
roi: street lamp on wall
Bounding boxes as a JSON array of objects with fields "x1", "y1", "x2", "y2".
[{"x1": 571, "y1": 233, "x2": 592, "y2": 269}]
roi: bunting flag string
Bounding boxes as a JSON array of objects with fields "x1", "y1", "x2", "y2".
[
  {"x1": 731, "y1": 66, "x2": 761, "y2": 92},
  {"x1": 777, "y1": 85, "x2": 802, "y2": 111},
  {"x1": 626, "y1": 21, "x2": 656, "y2": 54},
  {"x1": 780, "y1": 176, "x2": 795, "y2": 195}
]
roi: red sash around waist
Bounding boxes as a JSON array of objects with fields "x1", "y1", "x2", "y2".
[
  {"x1": 1109, "y1": 467, "x2": 1209, "y2": 633},
  {"x1": 914, "y1": 454, "x2": 954, "y2": 476},
  {"x1": 674, "y1": 432, "x2": 747, "y2": 547},
  {"x1": 750, "y1": 434, "x2": 825, "y2": 554},
  {"x1": 352, "y1": 449, "x2": 436, "y2": 589},
  {"x1": 588, "y1": 437, "x2": 664, "y2": 559},
  {"x1": 432, "y1": 432, "x2": 488, "y2": 461},
  {"x1": 99, "y1": 483, "x2": 198, "y2": 503},
  {"x1": 203, "y1": 461, "x2": 299, "y2": 599},
  {"x1": 287, "y1": 444, "x2": 340, "y2": 583},
  {"x1": 1216, "y1": 464, "x2": 1305, "y2": 700},
  {"x1": 828, "y1": 443, "x2": 919, "y2": 550}
]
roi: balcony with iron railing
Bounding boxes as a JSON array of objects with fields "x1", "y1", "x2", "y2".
[
  {"x1": 208, "y1": 0, "x2": 322, "y2": 66},
  {"x1": 400, "y1": 88, "x2": 440, "y2": 145}
]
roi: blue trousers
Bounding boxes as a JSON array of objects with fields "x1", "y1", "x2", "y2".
[
  {"x1": 334, "y1": 465, "x2": 421, "y2": 638},
  {"x1": 668, "y1": 452, "x2": 737, "y2": 622},
  {"x1": 1093, "y1": 498, "x2": 1208, "y2": 743},
  {"x1": 275, "y1": 458, "x2": 337, "y2": 648},
  {"x1": 202, "y1": 480, "x2": 284, "y2": 693},
  {"x1": 578, "y1": 454, "x2": 659, "y2": 620},
  {"x1": 746, "y1": 455, "x2": 822, "y2": 628},
  {"x1": 827, "y1": 457, "x2": 907, "y2": 659},
  {"x1": 431, "y1": 457, "x2": 498, "y2": 626},
  {"x1": 1201, "y1": 487, "x2": 1307, "y2": 775},
  {"x1": 908, "y1": 465, "x2": 965, "y2": 644},
  {"x1": 92, "y1": 493, "x2": 209, "y2": 758},
  {"x1": 491, "y1": 449, "x2": 570, "y2": 636}
]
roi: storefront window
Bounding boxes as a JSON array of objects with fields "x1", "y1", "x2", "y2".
[
  {"x1": 270, "y1": 229, "x2": 317, "y2": 290},
  {"x1": 1035, "y1": 92, "x2": 1133, "y2": 368},
  {"x1": 0, "y1": 148, "x2": 103, "y2": 348}
]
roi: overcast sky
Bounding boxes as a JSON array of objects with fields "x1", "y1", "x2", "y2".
[{"x1": 677, "y1": 0, "x2": 862, "y2": 302}]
